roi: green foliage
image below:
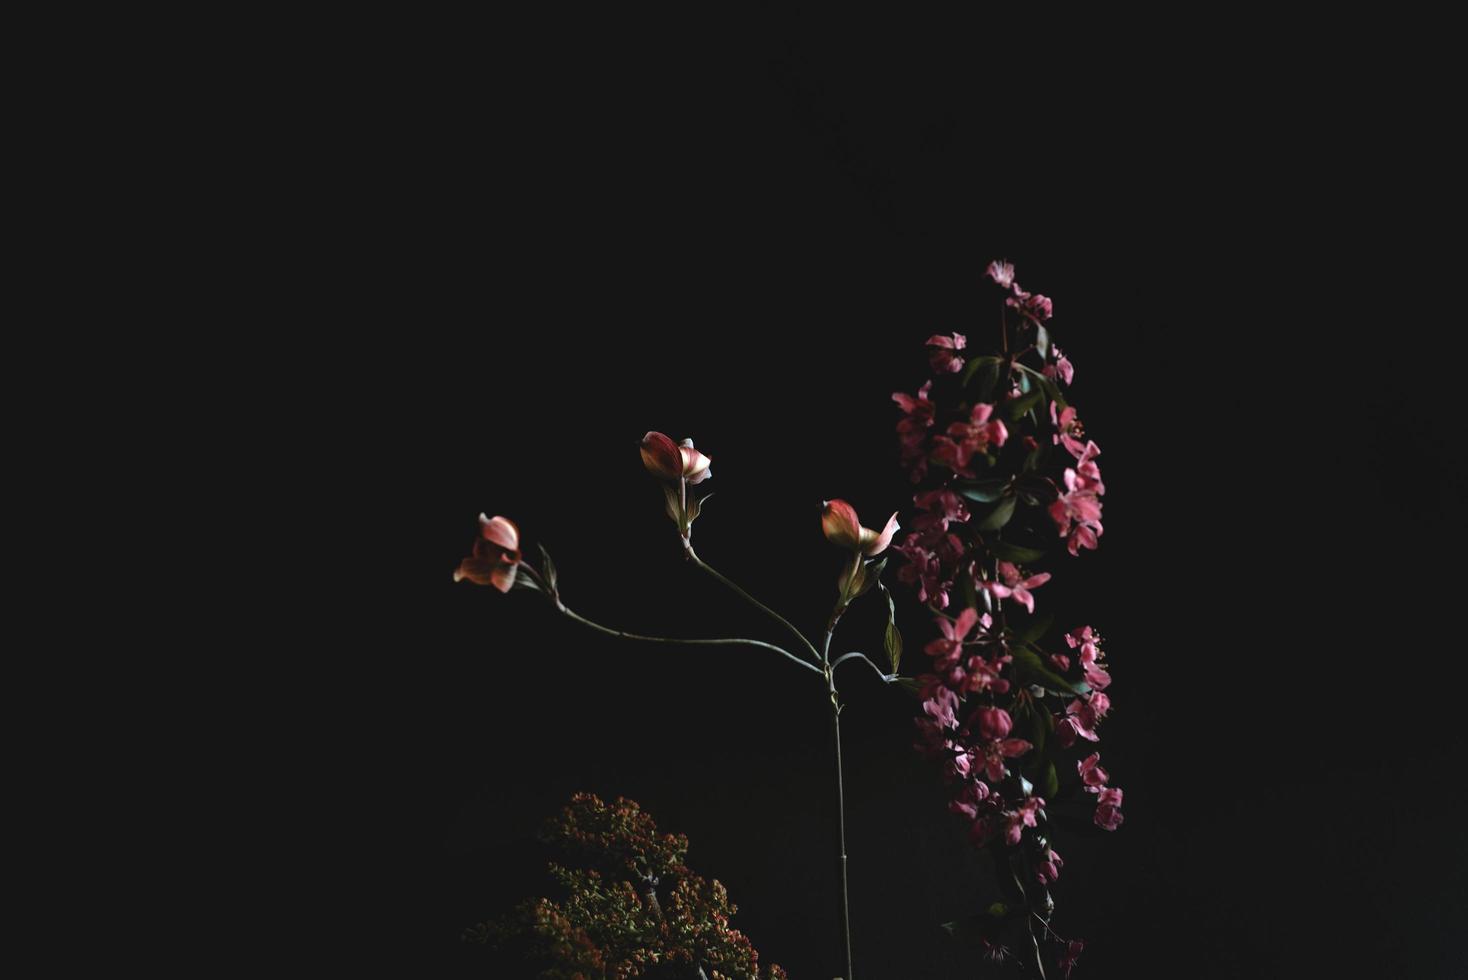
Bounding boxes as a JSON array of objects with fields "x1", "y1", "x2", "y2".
[{"x1": 465, "y1": 793, "x2": 787, "y2": 980}]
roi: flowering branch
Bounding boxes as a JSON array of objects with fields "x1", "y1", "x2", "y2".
[{"x1": 891, "y1": 259, "x2": 1120, "y2": 976}]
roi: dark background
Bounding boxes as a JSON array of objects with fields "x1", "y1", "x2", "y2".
[{"x1": 311, "y1": 25, "x2": 1465, "y2": 979}]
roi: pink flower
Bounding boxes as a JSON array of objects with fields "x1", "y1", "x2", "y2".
[
  {"x1": 453, "y1": 513, "x2": 522, "y2": 593},
  {"x1": 1004, "y1": 796, "x2": 1044, "y2": 845},
  {"x1": 963, "y1": 653, "x2": 1011, "y2": 695},
  {"x1": 1058, "y1": 939, "x2": 1085, "y2": 978},
  {"x1": 932, "y1": 403, "x2": 1008, "y2": 477},
  {"x1": 982, "y1": 561, "x2": 1052, "y2": 614},
  {"x1": 1094, "y1": 786, "x2": 1124, "y2": 831},
  {"x1": 821, "y1": 499, "x2": 900, "y2": 556},
  {"x1": 986, "y1": 259, "x2": 1015, "y2": 289},
  {"x1": 640, "y1": 431, "x2": 712, "y2": 484},
  {"x1": 1066, "y1": 626, "x2": 1101, "y2": 664},
  {"x1": 895, "y1": 538, "x2": 951, "y2": 608},
  {"x1": 1084, "y1": 662, "x2": 1112, "y2": 691},
  {"x1": 892, "y1": 381, "x2": 936, "y2": 482},
  {"x1": 1067, "y1": 626, "x2": 1113, "y2": 690},
  {"x1": 949, "y1": 779, "x2": 990, "y2": 821},
  {"x1": 974, "y1": 734, "x2": 1032, "y2": 781},
  {"x1": 975, "y1": 707, "x2": 1013, "y2": 740},
  {"x1": 926, "y1": 332, "x2": 967, "y2": 374},
  {"x1": 1036, "y1": 845, "x2": 1064, "y2": 885},
  {"x1": 1049, "y1": 467, "x2": 1105, "y2": 557},
  {"x1": 1044, "y1": 346, "x2": 1075, "y2": 386},
  {"x1": 924, "y1": 607, "x2": 982, "y2": 670},
  {"x1": 922, "y1": 687, "x2": 960, "y2": 730},
  {"x1": 1077, "y1": 752, "x2": 1109, "y2": 791},
  {"x1": 1049, "y1": 403, "x2": 1090, "y2": 461},
  {"x1": 912, "y1": 489, "x2": 970, "y2": 534},
  {"x1": 1064, "y1": 697, "x2": 1103, "y2": 742},
  {"x1": 1007, "y1": 288, "x2": 1053, "y2": 322}
]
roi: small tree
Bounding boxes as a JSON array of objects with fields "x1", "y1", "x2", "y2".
[{"x1": 465, "y1": 793, "x2": 788, "y2": 980}]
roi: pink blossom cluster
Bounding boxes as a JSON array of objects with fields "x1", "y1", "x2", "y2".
[{"x1": 895, "y1": 261, "x2": 1125, "y2": 971}]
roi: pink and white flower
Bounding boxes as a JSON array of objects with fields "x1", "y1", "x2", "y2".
[
  {"x1": 821, "y1": 499, "x2": 900, "y2": 556},
  {"x1": 453, "y1": 513, "x2": 523, "y2": 593}
]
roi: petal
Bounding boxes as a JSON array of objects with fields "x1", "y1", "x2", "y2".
[
  {"x1": 679, "y1": 439, "x2": 713, "y2": 483},
  {"x1": 639, "y1": 431, "x2": 684, "y2": 481},
  {"x1": 454, "y1": 556, "x2": 499, "y2": 586},
  {"x1": 821, "y1": 499, "x2": 863, "y2": 550},
  {"x1": 490, "y1": 561, "x2": 519, "y2": 593},
  {"x1": 953, "y1": 606, "x2": 980, "y2": 640},
  {"x1": 861, "y1": 511, "x2": 900, "y2": 556},
  {"x1": 478, "y1": 514, "x2": 520, "y2": 551}
]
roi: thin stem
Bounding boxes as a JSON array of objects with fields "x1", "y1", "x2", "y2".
[
  {"x1": 832, "y1": 651, "x2": 893, "y2": 683},
  {"x1": 556, "y1": 604, "x2": 824, "y2": 676},
  {"x1": 823, "y1": 626, "x2": 855, "y2": 980},
  {"x1": 688, "y1": 551, "x2": 823, "y2": 663}
]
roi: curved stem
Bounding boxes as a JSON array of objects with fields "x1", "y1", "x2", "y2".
[
  {"x1": 688, "y1": 551, "x2": 823, "y2": 663},
  {"x1": 832, "y1": 651, "x2": 894, "y2": 683},
  {"x1": 556, "y1": 604, "x2": 823, "y2": 676}
]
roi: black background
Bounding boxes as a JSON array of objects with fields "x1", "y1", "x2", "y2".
[{"x1": 310, "y1": 24, "x2": 1465, "y2": 979}]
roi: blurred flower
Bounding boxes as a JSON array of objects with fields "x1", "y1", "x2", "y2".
[
  {"x1": 932, "y1": 403, "x2": 1008, "y2": 477},
  {"x1": 892, "y1": 382, "x2": 936, "y2": 482},
  {"x1": 986, "y1": 259, "x2": 1015, "y2": 289},
  {"x1": 1008, "y1": 288, "x2": 1053, "y2": 322},
  {"x1": 1078, "y1": 752, "x2": 1109, "y2": 791},
  {"x1": 926, "y1": 332, "x2": 967, "y2": 374},
  {"x1": 821, "y1": 499, "x2": 899, "y2": 556},
  {"x1": 1058, "y1": 939, "x2": 1085, "y2": 978},
  {"x1": 1094, "y1": 787, "x2": 1124, "y2": 831},
  {"x1": 1045, "y1": 345, "x2": 1075, "y2": 386},
  {"x1": 1036, "y1": 845, "x2": 1064, "y2": 886},
  {"x1": 924, "y1": 607, "x2": 983, "y2": 670},
  {"x1": 982, "y1": 561, "x2": 1052, "y2": 614},
  {"x1": 453, "y1": 513, "x2": 522, "y2": 593}
]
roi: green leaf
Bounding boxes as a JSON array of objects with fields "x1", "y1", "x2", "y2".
[
  {"x1": 660, "y1": 484, "x2": 682, "y2": 525},
  {"x1": 991, "y1": 540, "x2": 1046, "y2": 564},
  {"x1": 960, "y1": 354, "x2": 1004, "y2": 386},
  {"x1": 1004, "y1": 389, "x2": 1043, "y2": 421},
  {"x1": 1016, "y1": 612, "x2": 1053, "y2": 645},
  {"x1": 1016, "y1": 474, "x2": 1059, "y2": 504},
  {"x1": 956, "y1": 478, "x2": 1009, "y2": 503},
  {"x1": 1036, "y1": 324, "x2": 1051, "y2": 361},
  {"x1": 894, "y1": 677, "x2": 923, "y2": 698},
  {"x1": 1011, "y1": 646, "x2": 1089, "y2": 697},
  {"x1": 879, "y1": 582, "x2": 903, "y2": 674},
  {"x1": 684, "y1": 490, "x2": 711, "y2": 526},
  {"x1": 538, "y1": 544, "x2": 559, "y2": 592},
  {"x1": 976, "y1": 496, "x2": 1016, "y2": 531},
  {"x1": 1015, "y1": 361, "x2": 1061, "y2": 404},
  {"x1": 1038, "y1": 759, "x2": 1059, "y2": 799}
]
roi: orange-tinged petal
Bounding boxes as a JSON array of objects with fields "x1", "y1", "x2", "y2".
[
  {"x1": 478, "y1": 513, "x2": 520, "y2": 551},
  {"x1": 640, "y1": 431, "x2": 684, "y2": 481},
  {"x1": 860, "y1": 511, "x2": 900, "y2": 556},
  {"x1": 821, "y1": 499, "x2": 863, "y2": 550}
]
